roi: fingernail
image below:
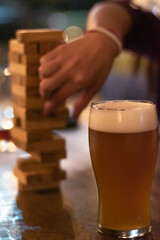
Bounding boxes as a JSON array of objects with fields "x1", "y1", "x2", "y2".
[
  {"x1": 39, "y1": 89, "x2": 44, "y2": 98},
  {"x1": 44, "y1": 101, "x2": 55, "y2": 115},
  {"x1": 40, "y1": 57, "x2": 44, "y2": 63}
]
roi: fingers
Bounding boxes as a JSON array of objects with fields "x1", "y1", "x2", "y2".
[
  {"x1": 39, "y1": 70, "x2": 67, "y2": 98},
  {"x1": 40, "y1": 44, "x2": 64, "y2": 63},
  {"x1": 43, "y1": 81, "x2": 80, "y2": 115},
  {"x1": 73, "y1": 88, "x2": 97, "y2": 119},
  {"x1": 39, "y1": 58, "x2": 60, "y2": 79}
]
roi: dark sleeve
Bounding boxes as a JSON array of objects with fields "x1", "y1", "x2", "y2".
[{"x1": 111, "y1": 0, "x2": 160, "y2": 62}]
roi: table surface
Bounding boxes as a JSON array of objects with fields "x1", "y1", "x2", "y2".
[{"x1": 0, "y1": 114, "x2": 160, "y2": 240}]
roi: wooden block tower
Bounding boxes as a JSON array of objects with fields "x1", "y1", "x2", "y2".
[{"x1": 9, "y1": 29, "x2": 69, "y2": 192}]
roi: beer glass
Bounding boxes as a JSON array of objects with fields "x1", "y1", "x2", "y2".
[{"x1": 89, "y1": 100, "x2": 159, "y2": 238}]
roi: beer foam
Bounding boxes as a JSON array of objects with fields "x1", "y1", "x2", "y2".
[{"x1": 89, "y1": 101, "x2": 158, "y2": 133}]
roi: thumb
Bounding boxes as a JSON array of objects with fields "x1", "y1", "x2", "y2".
[{"x1": 73, "y1": 88, "x2": 96, "y2": 119}]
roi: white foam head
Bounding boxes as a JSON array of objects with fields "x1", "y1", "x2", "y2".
[{"x1": 89, "y1": 100, "x2": 158, "y2": 133}]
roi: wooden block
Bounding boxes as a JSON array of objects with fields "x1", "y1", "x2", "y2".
[
  {"x1": 17, "y1": 154, "x2": 60, "y2": 171},
  {"x1": 16, "y1": 29, "x2": 64, "y2": 43},
  {"x1": 12, "y1": 104, "x2": 69, "y2": 120},
  {"x1": 31, "y1": 149, "x2": 66, "y2": 162},
  {"x1": 12, "y1": 95, "x2": 44, "y2": 109},
  {"x1": 11, "y1": 74, "x2": 39, "y2": 87},
  {"x1": 39, "y1": 41, "x2": 61, "y2": 55},
  {"x1": 13, "y1": 104, "x2": 43, "y2": 120},
  {"x1": 12, "y1": 132, "x2": 65, "y2": 152},
  {"x1": 9, "y1": 52, "x2": 41, "y2": 65},
  {"x1": 18, "y1": 181, "x2": 60, "y2": 192},
  {"x1": 9, "y1": 39, "x2": 38, "y2": 54},
  {"x1": 10, "y1": 62, "x2": 38, "y2": 76},
  {"x1": 11, "y1": 127, "x2": 52, "y2": 142},
  {"x1": 11, "y1": 84, "x2": 39, "y2": 97},
  {"x1": 9, "y1": 52, "x2": 21, "y2": 63},
  {"x1": 52, "y1": 107, "x2": 69, "y2": 119},
  {"x1": 14, "y1": 166, "x2": 66, "y2": 185},
  {"x1": 21, "y1": 54, "x2": 41, "y2": 65},
  {"x1": 13, "y1": 116, "x2": 67, "y2": 131}
]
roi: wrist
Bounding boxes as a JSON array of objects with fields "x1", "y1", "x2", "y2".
[
  {"x1": 87, "y1": 2, "x2": 132, "y2": 39},
  {"x1": 84, "y1": 27, "x2": 122, "y2": 55},
  {"x1": 84, "y1": 31, "x2": 120, "y2": 58}
]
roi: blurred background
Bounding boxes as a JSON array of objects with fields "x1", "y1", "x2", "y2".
[
  {"x1": 0, "y1": 0, "x2": 160, "y2": 150},
  {"x1": 0, "y1": 0, "x2": 99, "y2": 98},
  {"x1": 0, "y1": 0, "x2": 159, "y2": 101},
  {"x1": 0, "y1": 0, "x2": 101, "y2": 151}
]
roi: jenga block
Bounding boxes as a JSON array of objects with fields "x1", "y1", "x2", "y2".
[
  {"x1": 9, "y1": 52, "x2": 41, "y2": 65},
  {"x1": 17, "y1": 154, "x2": 60, "y2": 171},
  {"x1": 10, "y1": 62, "x2": 38, "y2": 76},
  {"x1": 18, "y1": 181, "x2": 60, "y2": 192},
  {"x1": 11, "y1": 74, "x2": 39, "y2": 87},
  {"x1": 11, "y1": 127, "x2": 52, "y2": 142},
  {"x1": 14, "y1": 166, "x2": 66, "y2": 185},
  {"x1": 9, "y1": 52, "x2": 21, "y2": 63},
  {"x1": 16, "y1": 29, "x2": 64, "y2": 43},
  {"x1": 12, "y1": 95, "x2": 44, "y2": 109},
  {"x1": 39, "y1": 41, "x2": 61, "y2": 55},
  {"x1": 12, "y1": 133, "x2": 65, "y2": 152},
  {"x1": 12, "y1": 104, "x2": 69, "y2": 120},
  {"x1": 13, "y1": 104, "x2": 35, "y2": 119},
  {"x1": 31, "y1": 150, "x2": 66, "y2": 162},
  {"x1": 52, "y1": 106, "x2": 69, "y2": 118},
  {"x1": 31, "y1": 149, "x2": 66, "y2": 162},
  {"x1": 13, "y1": 115, "x2": 67, "y2": 131},
  {"x1": 13, "y1": 105, "x2": 43, "y2": 120},
  {"x1": 9, "y1": 39, "x2": 38, "y2": 54},
  {"x1": 21, "y1": 54, "x2": 41, "y2": 65},
  {"x1": 11, "y1": 84, "x2": 39, "y2": 97}
]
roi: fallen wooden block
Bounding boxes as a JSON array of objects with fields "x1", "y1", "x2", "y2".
[
  {"x1": 31, "y1": 149, "x2": 66, "y2": 162},
  {"x1": 17, "y1": 154, "x2": 60, "y2": 171},
  {"x1": 14, "y1": 166, "x2": 66, "y2": 185},
  {"x1": 11, "y1": 127, "x2": 52, "y2": 142},
  {"x1": 12, "y1": 133, "x2": 65, "y2": 152},
  {"x1": 16, "y1": 29, "x2": 64, "y2": 43},
  {"x1": 10, "y1": 62, "x2": 38, "y2": 76},
  {"x1": 18, "y1": 181, "x2": 60, "y2": 192},
  {"x1": 11, "y1": 74, "x2": 40, "y2": 87},
  {"x1": 9, "y1": 39, "x2": 38, "y2": 54}
]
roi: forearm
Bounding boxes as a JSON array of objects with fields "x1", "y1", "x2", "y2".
[
  {"x1": 87, "y1": 0, "x2": 160, "y2": 62},
  {"x1": 87, "y1": 2, "x2": 132, "y2": 40}
]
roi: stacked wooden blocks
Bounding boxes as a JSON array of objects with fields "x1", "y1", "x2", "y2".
[{"x1": 9, "y1": 29, "x2": 69, "y2": 192}]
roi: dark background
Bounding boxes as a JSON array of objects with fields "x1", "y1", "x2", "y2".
[
  {"x1": 0, "y1": 0, "x2": 157, "y2": 109},
  {"x1": 0, "y1": 0, "x2": 100, "y2": 96},
  {"x1": 0, "y1": 0, "x2": 100, "y2": 40},
  {"x1": 0, "y1": 0, "x2": 100, "y2": 65}
]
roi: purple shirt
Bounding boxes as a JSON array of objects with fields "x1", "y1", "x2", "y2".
[{"x1": 113, "y1": 0, "x2": 160, "y2": 62}]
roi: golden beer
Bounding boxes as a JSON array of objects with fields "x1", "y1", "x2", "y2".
[{"x1": 89, "y1": 100, "x2": 158, "y2": 238}]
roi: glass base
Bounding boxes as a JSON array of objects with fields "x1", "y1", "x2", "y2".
[{"x1": 98, "y1": 224, "x2": 152, "y2": 239}]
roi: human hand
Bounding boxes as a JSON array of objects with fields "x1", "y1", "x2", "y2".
[{"x1": 39, "y1": 32, "x2": 118, "y2": 118}]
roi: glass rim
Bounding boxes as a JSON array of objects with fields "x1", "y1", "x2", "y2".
[{"x1": 91, "y1": 100, "x2": 156, "y2": 111}]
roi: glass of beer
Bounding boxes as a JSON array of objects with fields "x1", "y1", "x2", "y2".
[{"x1": 89, "y1": 100, "x2": 159, "y2": 238}]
